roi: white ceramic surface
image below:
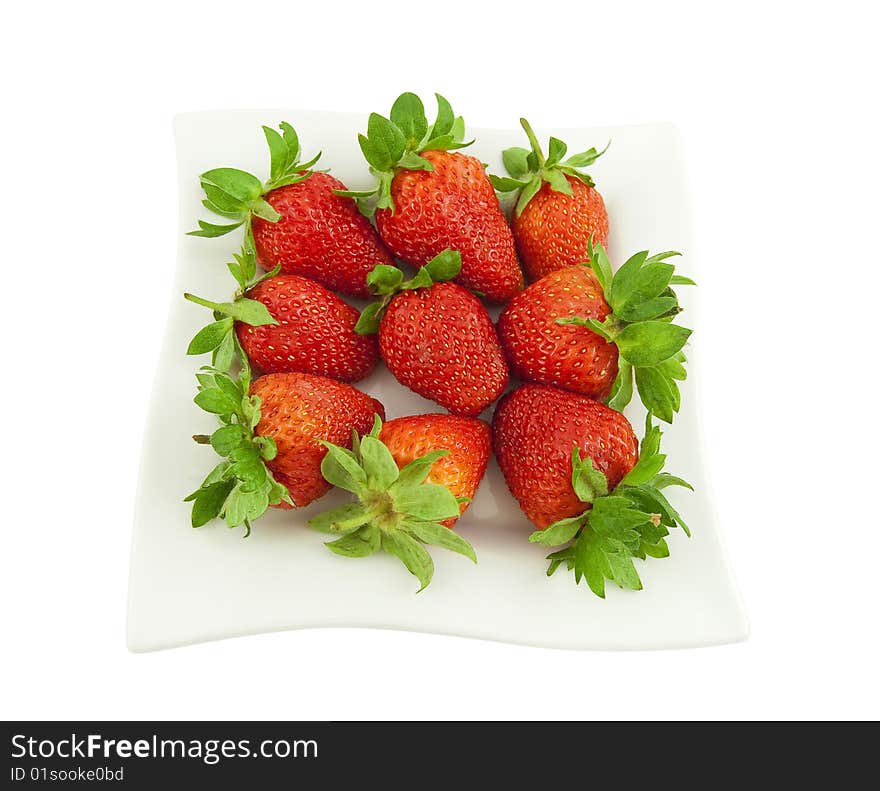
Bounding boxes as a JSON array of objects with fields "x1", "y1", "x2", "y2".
[{"x1": 127, "y1": 110, "x2": 748, "y2": 652}]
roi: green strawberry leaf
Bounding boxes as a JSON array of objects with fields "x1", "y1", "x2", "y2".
[
  {"x1": 187, "y1": 318, "x2": 233, "y2": 355},
  {"x1": 393, "y1": 450, "x2": 449, "y2": 489},
  {"x1": 224, "y1": 485, "x2": 270, "y2": 528},
  {"x1": 360, "y1": 435, "x2": 400, "y2": 490},
  {"x1": 210, "y1": 424, "x2": 247, "y2": 455},
  {"x1": 398, "y1": 151, "x2": 433, "y2": 171},
  {"x1": 228, "y1": 298, "x2": 277, "y2": 326},
  {"x1": 201, "y1": 168, "x2": 262, "y2": 204},
  {"x1": 212, "y1": 332, "x2": 236, "y2": 373},
  {"x1": 362, "y1": 113, "x2": 406, "y2": 171},
  {"x1": 428, "y1": 93, "x2": 455, "y2": 139},
  {"x1": 617, "y1": 295, "x2": 679, "y2": 323},
  {"x1": 354, "y1": 301, "x2": 384, "y2": 336},
  {"x1": 620, "y1": 414, "x2": 666, "y2": 486},
  {"x1": 263, "y1": 125, "x2": 291, "y2": 184},
  {"x1": 254, "y1": 435, "x2": 277, "y2": 460},
  {"x1": 608, "y1": 251, "x2": 650, "y2": 311},
  {"x1": 392, "y1": 483, "x2": 461, "y2": 522},
  {"x1": 407, "y1": 520, "x2": 477, "y2": 563},
  {"x1": 515, "y1": 177, "x2": 543, "y2": 217},
  {"x1": 184, "y1": 292, "x2": 278, "y2": 328},
  {"x1": 489, "y1": 175, "x2": 529, "y2": 193},
  {"x1": 390, "y1": 92, "x2": 429, "y2": 149},
  {"x1": 542, "y1": 168, "x2": 573, "y2": 195},
  {"x1": 563, "y1": 142, "x2": 610, "y2": 168},
  {"x1": 424, "y1": 249, "x2": 462, "y2": 281},
  {"x1": 382, "y1": 530, "x2": 434, "y2": 591},
  {"x1": 502, "y1": 147, "x2": 531, "y2": 179},
  {"x1": 188, "y1": 219, "x2": 245, "y2": 238},
  {"x1": 309, "y1": 415, "x2": 480, "y2": 589},
  {"x1": 546, "y1": 137, "x2": 568, "y2": 166},
  {"x1": 571, "y1": 449, "x2": 609, "y2": 504},
  {"x1": 319, "y1": 442, "x2": 367, "y2": 494},
  {"x1": 189, "y1": 479, "x2": 236, "y2": 528},
  {"x1": 615, "y1": 321, "x2": 691, "y2": 367},
  {"x1": 250, "y1": 197, "x2": 281, "y2": 222},
  {"x1": 194, "y1": 387, "x2": 239, "y2": 415},
  {"x1": 657, "y1": 352, "x2": 687, "y2": 381},
  {"x1": 261, "y1": 120, "x2": 309, "y2": 189},
  {"x1": 366, "y1": 264, "x2": 405, "y2": 295},
  {"x1": 420, "y1": 133, "x2": 473, "y2": 153},
  {"x1": 529, "y1": 515, "x2": 584, "y2": 547},
  {"x1": 583, "y1": 238, "x2": 612, "y2": 296},
  {"x1": 650, "y1": 472, "x2": 694, "y2": 491},
  {"x1": 607, "y1": 359, "x2": 633, "y2": 411},
  {"x1": 326, "y1": 526, "x2": 382, "y2": 558},
  {"x1": 308, "y1": 503, "x2": 372, "y2": 534},
  {"x1": 634, "y1": 366, "x2": 678, "y2": 423}
]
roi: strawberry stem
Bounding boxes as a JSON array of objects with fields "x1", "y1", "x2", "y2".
[
  {"x1": 519, "y1": 118, "x2": 545, "y2": 167},
  {"x1": 184, "y1": 293, "x2": 225, "y2": 313}
]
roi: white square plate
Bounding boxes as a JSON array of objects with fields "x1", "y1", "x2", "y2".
[{"x1": 127, "y1": 109, "x2": 748, "y2": 652}]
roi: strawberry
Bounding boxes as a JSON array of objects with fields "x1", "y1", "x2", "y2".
[
  {"x1": 499, "y1": 263, "x2": 619, "y2": 402},
  {"x1": 344, "y1": 93, "x2": 523, "y2": 302},
  {"x1": 498, "y1": 240, "x2": 695, "y2": 423},
  {"x1": 492, "y1": 384, "x2": 639, "y2": 531},
  {"x1": 379, "y1": 413, "x2": 491, "y2": 526},
  {"x1": 184, "y1": 273, "x2": 378, "y2": 383},
  {"x1": 492, "y1": 383, "x2": 692, "y2": 597},
  {"x1": 186, "y1": 370, "x2": 384, "y2": 533},
  {"x1": 308, "y1": 415, "x2": 479, "y2": 591},
  {"x1": 189, "y1": 120, "x2": 394, "y2": 299},
  {"x1": 356, "y1": 250, "x2": 509, "y2": 418},
  {"x1": 236, "y1": 275, "x2": 378, "y2": 382},
  {"x1": 491, "y1": 119, "x2": 609, "y2": 282}
]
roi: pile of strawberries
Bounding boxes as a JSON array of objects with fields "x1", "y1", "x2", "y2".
[{"x1": 184, "y1": 93, "x2": 694, "y2": 597}]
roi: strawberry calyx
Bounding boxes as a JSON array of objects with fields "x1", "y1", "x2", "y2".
[
  {"x1": 185, "y1": 363, "x2": 293, "y2": 537},
  {"x1": 556, "y1": 239, "x2": 697, "y2": 423},
  {"x1": 354, "y1": 248, "x2": 462, "y2": 335},
  {"x1": 529, "y1": 414, "x2": 692, "y2": 598},
  {"x1": 188, "y1": 121, "x2": 321, "y2": 240},
  {"x1": 490, "y1": 118, "x2": 609, "y2": 217},
  {"x1": 183, "y1": 260, "x2": 282, "y2": 374},
  {"x1": 308, "y1": 415, "x2": 477, "y2": 591},
  {"x1": 338, "y1": 92, "x2": 473, "y2": 217}
]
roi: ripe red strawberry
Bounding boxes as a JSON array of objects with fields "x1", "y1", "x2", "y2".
[
  {"x1": 307, "y1": 414, "x2": 480, "y2": 591},
  {"x1": 492, "y1": 384, "x2": 638, "y2": 530},
  {"x1": 346, "y1": 93, "x2": 523, "y2": 302},
  {"x1": 493, "y1": 383, "x2": 693, "y2": 598},
  {"x1": 497, "y1": 240, "x2": 695, "y2": 422},
  {"x1": 190, "y1": 120, "x2": 394, "y2": 299},
  {"x1": 234, "y1": 274, "x2": 378, "y2": 382},
  {"x1": 491, "y1": 119, "x2": 608, "y2": 282},
  {"x1": 379, "y1": 414, "x2": 491, "y2": 526},
  {"x1": 356, "y1": 250, "x2": 509, "y2": 418},
  {"x1": 186, "y1": 370, "x2": 384, "y2": 532},
  {"x1": 252, "y1": 171, "x2": 395, "y2": 298},
  {"x1": 498, "y1": 264, "x2": 619, "y2": 401},
  {"x1": 252, "y1": 373, "x2": 384, "y2": 509}
]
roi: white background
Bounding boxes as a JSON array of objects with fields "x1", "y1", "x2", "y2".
[{"x1": 2, "y1": 1, "x2": 877, "y2": 719}]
